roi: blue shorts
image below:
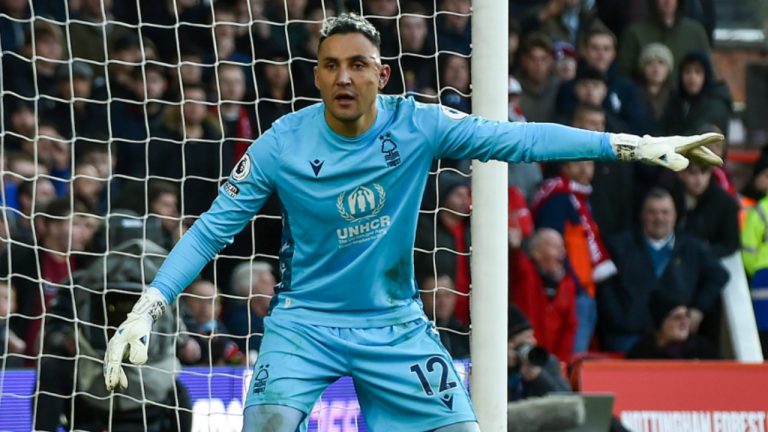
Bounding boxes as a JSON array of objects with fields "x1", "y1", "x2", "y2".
[{"x1": 244, "y1": 314, "x2": 477, "y2": 431}]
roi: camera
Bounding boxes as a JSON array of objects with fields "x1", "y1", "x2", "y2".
[{"x1": 515, "y1": 343, "x2": 549, "y2": 367}]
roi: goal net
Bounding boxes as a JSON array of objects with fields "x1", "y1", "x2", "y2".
[{"x1": 0, "y1": 0, "x2": 473, "y2": 430}]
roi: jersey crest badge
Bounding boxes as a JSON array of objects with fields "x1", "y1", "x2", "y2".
[{"x1": 231, "y1": 154, "x2": 251, "y2": 181}]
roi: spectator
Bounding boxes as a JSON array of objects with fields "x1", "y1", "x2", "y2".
[
  {"x1": 35, "y1": 239, "x2": 195, "y2": 431},
  {"x1": 384, "y1": 2, "x2": 437, "y2": 96},
  {"x1": 289, "y1": 4, "x2": 337, "y2": 106},
  {"x1": 662, "y1": 50, "x2": 732, "y2": 139},
  {"x1": 0, "y1": 0, "x2": 30, "y2": 53},
  {"x1": 508, "y1": 18, "x2": 522, "y2": 76},
  {"x1": 2, "y1": 20, "x2": 64, "y2": 108},
  {"x1": 618, "y1": 0, "x2": 710, "y2": 80},
  {"x1": 598, "y1": 188, "x2": 728, "y2": 352},
  {"x1": 636, "y1": 43, "x2": 675, "y2": 129},
  {"x1": 509, "y1": 228, "x2": 577, "y2": 362},
  {"x1": 68, "y1": 0, "x2": 123, "y2": 74},
  {"x1": 0, "y1": 209, "x2": 36, "y2": 344},
  {"x1": 516, "y1": 32, "x2": 559, "y2": 122},
  {"x1": 106, "y1": 32, "x2": 156, "y2": 100},
  {"x1": 356, "y1": 0, "x2": 400, "y2": 57},
  {"x1": 0, "y1": 279, "x2": 25, "y2": 365},
  {"x1": 182, "y1": 279, "x2": 244, "y2": 366},
  {"x1": 556, "y1": 25, "x2": 649, "y2": 134},
  {"x1": 672, "y1": 163, "x2": 740, "y2": 257},
  {"x1": 212, "y1": 63, "x2": 256, "y2": 165},
  {"x1": 508, "y1": 185, "x2": 535, "y2": 246},
  {"x1": 146, "y1": 180, "x2": 182, "y2": 249},
  {"x1": 507, "y1": 305, "x2": 571, "y2": 402},
  {"x1": 33, "y1": 122, "x2": 70, "y2": 197},
  {"x1": 149, "y1": 83, "x2": 223, "y2": 217},
  {"x1": 526, "y1": 0, "x2": 606, "y2": 49},
  {"x1": 439, "y1": 54, "x2": 471, "y2": 113},
  {"x1": 626, "y1": 288, "x2": 718, "y2": 359},
  {"x1": 14, "y1": 177, "x2": 56, "y2": 241},
  {"x1": 110, "y1": 64, "x2": 169, "y2": 179},
  {"x1": 532, "y1": 160, "x2": 617, "y2": 353},
  {"x1": 507, "y1": 77, "x2": 543, "y2": 202},
  {"x1": 256, "y1": 51, "x2": 293, "y2": 131},
  {"x1": 741, "y1": 192, "x2": 768, "y2": 356},
  {"x1": 560, "y1": 65, "x2": 624, "y2": 131},
  {"x1": 553, "y1": 41, "x2": 578, "y2": 81},
  {"x1": 72, "y1": 163, "x2": 107, "y2": 215},
  {"x1": 4, "y1": 99, "x2": 36, "y2": 152},
  {"x1": 224, "y1": 261, "x2": 276, "y2": 357},
  {"x1": 436, "y1": 0, "x2": 471, "y2": 55},
  {"x1": 2, "y1": 151, "x2": 47, "y2": 213},
  {"x1": 45, "y1": 62, "x2": 109, "y2": 141},
  {"x1": 740, "y1": 144, "x2": 768, "y2": 215},
  {"x1": 420, "y1": 274, "x2": 470, "y2": 359},
  {"x1": 234, "y1": 0, "x2": 273, "y2": 60},
  {"x1": 573, "y1": 104, "x2": 635, "y2": 238},
  {"x1": 415, "y1": 171, "x2": 472, "y2": 325}
]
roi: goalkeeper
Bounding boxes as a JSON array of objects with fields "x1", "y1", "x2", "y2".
[{"x1": 105, "y1": 13, "x2": 723, "y2": 432}]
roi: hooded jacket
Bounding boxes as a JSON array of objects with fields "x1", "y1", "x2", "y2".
[
  {"x1": 662, "y1": 50, "x2": 733, "y2": 137},
  {"x1": 44, "y1": 239, "x2": 187, "y2": 412}
]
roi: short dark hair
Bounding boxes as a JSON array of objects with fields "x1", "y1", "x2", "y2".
[
  {"x1": 318, "y1": 13, "x2": 381, "y2": 52},
  {"x1": 643, "y1": 187, "x2": 673, "y2": 206},
  {"x1": 519, "y1": 32, "x2": 554, "y2": 57}
]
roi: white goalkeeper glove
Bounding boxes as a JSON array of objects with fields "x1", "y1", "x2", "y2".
[
  {"x1": 610, "y1": 132, "x2": 724, "y2": 171},
  {"x1": 104, "y1": 288, "x2": 167, "y2": 391}
]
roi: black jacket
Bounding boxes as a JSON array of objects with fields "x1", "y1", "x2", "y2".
[{"x1": 598, "y1": 231, "x2": 728, "y2": 338}]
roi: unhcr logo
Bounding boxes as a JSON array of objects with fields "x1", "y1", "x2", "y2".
[
  {"x1": 336, "y1": 183, "x2": 390, "y2": 248},
  {"x1": 336, "y1": 183, "x2": 386, "y2": 222}
]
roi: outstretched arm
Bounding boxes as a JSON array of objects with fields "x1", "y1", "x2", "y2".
[
  {"x1": 104, "y1": 131, "x2": 281, "y2": 391},
  {"x1": 419, "y1": 104, "x2": 723, "y2": 171}
]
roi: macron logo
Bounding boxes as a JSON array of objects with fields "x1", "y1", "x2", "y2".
[{"x1": 310, "y1": 159, "x2": 325, "y2": 177}]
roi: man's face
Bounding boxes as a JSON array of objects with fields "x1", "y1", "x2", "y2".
[
  {"x1": 678, "y1": 165, "x2": 711, "y2": 197},
  {"x1": 185, "y1": 282, "x2": 220, "y2": 325},
  {"x1": 314, "y1": 32, "x2": 389, "y2": 127},
  {"x1": 521, "y1": 47, "x2": 553, "y2": 85},
  {"x1": 574, "y1": 110, "x2": 605, "y2": 132},
  {"x1": 660, "y1": 305, "x2": 690, "y2": 343},
  {"x1": 249, "y1": 270, "x2": 276, "y2": 318},
  {"x1": 420, "y1": 275, "x2": 455, "y2": 321},
  {"x1": 182, "y1": 88, "x2": 208, "y2": 125},
  {"x1": 658, "y1": 0, "x2": 678, "y2": 19},
  {"x1": 530, "y1": 231, "x2": 566, "y2": 277},
  {"x1": 264, "y1": 60, "x2": 290, "y2": 91},
  {"x1": 682, "y1": 62, "x2": 705, "y2": 96},
  {"x1": 643, "y1": 58, "x2": 670, "y2": 86},
  {"x1": 642, "y1": 196, "x2": 677, "y2": 240},
  {"x1": 562, "y1": 161, "x2": 595, "y2": 185},
  {"x1": 218, "y1": 66, "x2": 246, "y2": 102},
  {"x1": 583, "y1": 34, "x2": 615, "y2": 73},
  {"x1": 441, "y1": 56, "x2": 470, "y2": 92},
  {"x1": 574, "y1": 79, "x2": 607, "y2": 106},
  {"x1": 444, "y1": 185, "x2": 471, "y2": 214},
  {"x1": 399, "y1": 15, "x2": 427, "y2": 53}
]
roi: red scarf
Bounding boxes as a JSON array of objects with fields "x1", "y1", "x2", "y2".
[
  {"x1": 210, "y1": 106, "x2": 254, "y2": 163},
  {"x1": 532, "y1": 175, "x2": 614, "y2": 281},
  {"x1": 713, "y1": 167, "x2": 736, "y2": 197}
]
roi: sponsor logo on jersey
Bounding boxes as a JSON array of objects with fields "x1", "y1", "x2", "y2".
[
  {"x1": 223, "y1": 181, "x2": 239, "y2": 197},
  {"x1": 440, "y1": 105, "x2": 469, "y2": 120},
  {"x1": 379, "y1": 133, "x2": 401, "y2": 168},
  {"x1": 336, "y1": 183, "x2": 390, "y2": 248},
  {"x1": 231, "y1": 154, "x2": 251, "y2": 181},
  {"x1": 309, "y1": 159, "x2": 325, "y2": 177}
]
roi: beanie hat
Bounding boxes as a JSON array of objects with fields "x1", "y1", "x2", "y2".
[
  {"x1": 648, "y1": 289, "x2": 687, "y2": 330},
  {"x1": 508, "y1": 304, "x2": 532, "y2": 337},
  {"x1": 639, "y1": 43, "x2": 674, "y2": 70}
]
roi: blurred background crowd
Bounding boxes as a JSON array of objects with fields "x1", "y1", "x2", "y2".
[{"x1": 1, "y1": 0, "x2": 768, "y2": 429}]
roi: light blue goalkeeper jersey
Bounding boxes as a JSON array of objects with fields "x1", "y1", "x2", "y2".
[{"x1": 152, "y1": 95, "x2": 615, "y2": 327}]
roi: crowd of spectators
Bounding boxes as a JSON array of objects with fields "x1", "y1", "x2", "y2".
[{"x1": 0, "y1": 0, "x2": 761, "y2": 427}]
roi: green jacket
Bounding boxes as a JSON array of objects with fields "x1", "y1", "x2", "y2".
[
  {"x1": 742, "y1": 196, "x2": 768, "y2": 277},
  {"x1": 618, "y1": 6, "x2": 710, "y2": 79}
]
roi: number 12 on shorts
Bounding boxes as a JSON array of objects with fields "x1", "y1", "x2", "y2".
[{"x1": 409, "y1": 356, "x2": 458, "y2": 396}]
